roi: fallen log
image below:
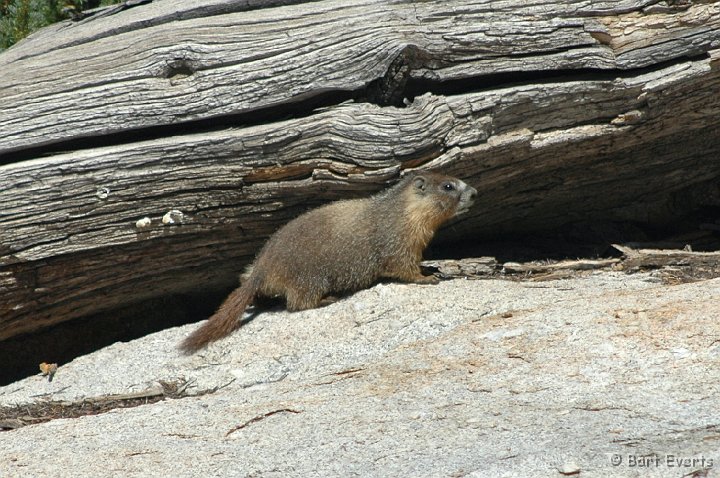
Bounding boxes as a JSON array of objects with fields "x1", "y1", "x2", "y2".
[{"x1": 2, "y1": 0, "x2": 720, "y2": 341}]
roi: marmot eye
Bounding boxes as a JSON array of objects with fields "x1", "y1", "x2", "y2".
[{"x1": 443, "y1": 183, "x2": 455, "y2": 191}]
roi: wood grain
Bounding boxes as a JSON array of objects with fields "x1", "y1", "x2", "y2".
[{"x1": 2, "y1": 0, "x2": 719, "y2": 154}]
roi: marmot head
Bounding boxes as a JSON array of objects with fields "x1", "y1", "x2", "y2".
[{"x1": 409, "y1": 173, "x2": 477, "y2": 219}]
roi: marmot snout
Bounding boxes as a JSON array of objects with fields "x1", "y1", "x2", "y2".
[{"x1": 180, "y1": 172, "x2": 477, "y2": 353}]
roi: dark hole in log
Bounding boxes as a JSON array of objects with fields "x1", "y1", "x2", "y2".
[{"x1": 164, "y1": 59, "x2": 196, "y2": 80}]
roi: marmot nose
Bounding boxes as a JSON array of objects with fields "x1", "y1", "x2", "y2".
[{"x1": 468, "y1": 187, "x2": 478, "y2": 201}]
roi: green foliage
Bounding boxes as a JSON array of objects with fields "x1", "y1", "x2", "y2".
[{"x1": 0, "y1": 0, "x2": 123, "y2": 51}]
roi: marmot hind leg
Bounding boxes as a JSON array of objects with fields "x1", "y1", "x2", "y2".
[{"x1": 285, "y1": 287, "x2": 324, "y2": 311}]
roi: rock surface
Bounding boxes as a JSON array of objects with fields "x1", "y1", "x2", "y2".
[{"x1": 1, "y1": 272, "x2": 719, "y2": 477}]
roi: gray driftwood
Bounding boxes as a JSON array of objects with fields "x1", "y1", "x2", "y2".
[
  {"x1": 421, "y1": 258, "x2": 499, "y2": 279},
  {"x1": 613, "y1": 244, "x2": 720, "y2": 270},
  {"x1": 1, "y1": 0, "x2": 720, "y2": 339}
]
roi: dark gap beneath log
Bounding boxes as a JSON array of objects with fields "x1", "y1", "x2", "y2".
[
  {"x1": 2, "y1": 210, "x2": 719, "y2": 388},
  {"x1": 0, "y1": 288, "x2": 230, "y2": 387}
]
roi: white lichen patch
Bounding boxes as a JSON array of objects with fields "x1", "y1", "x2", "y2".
[
  {"x1": 135, "y1": 217, "x2": 152, "y2": 229},
  {"x1": 96, "y1": 187, "x2": 110, "y2": 199},
  {"x1": 162, "y1": 210, "x2": 184, "y2": 225}
]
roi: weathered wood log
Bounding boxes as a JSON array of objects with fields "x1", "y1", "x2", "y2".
[
  {"x1": 421, "y1": 258, "x2": 499, "y2": 278},
  {"x1": 502, "y1": 258, "x2": 621, "y2": 274},
  {"x1": 613, "y1": 244, "x2": 720, "y2": 270},
  {"x1": 2, "y1": 0, "x2": 720, "y2": 341}
]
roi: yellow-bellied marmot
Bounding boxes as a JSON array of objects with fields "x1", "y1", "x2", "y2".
[{"x1": 180, "y1": 172, "x2": 476, "y2": 353}]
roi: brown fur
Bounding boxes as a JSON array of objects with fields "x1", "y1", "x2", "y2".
[{"x1": 180, "y1": 172, "x2": 477, "y2": 353}]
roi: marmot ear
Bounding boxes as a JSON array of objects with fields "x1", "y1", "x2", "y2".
[{"x1": 413, "y1": 175, "x2": 427, "y2": 191}]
